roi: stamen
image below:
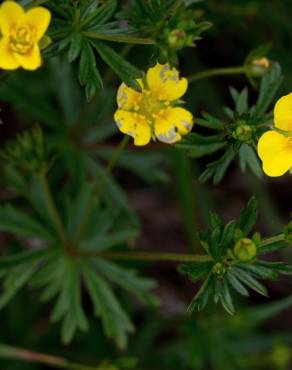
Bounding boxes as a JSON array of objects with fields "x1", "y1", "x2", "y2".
[{"x1": 9, "y1": 25, "x2": 35, "y2": 55}]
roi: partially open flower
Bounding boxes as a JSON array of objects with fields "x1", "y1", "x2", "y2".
[
  {"x1": 114, "y1": 63, "x2": 194, "y2": 146},
  {"x1": 0, "y1": 1, "x2": 51, "y2": 70},
  {"x1": 257, "y1": 93, "x2": 292, "y2": 177}
]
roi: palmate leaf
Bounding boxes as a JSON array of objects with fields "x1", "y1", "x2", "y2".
[
  {"x1": 45, "y1": 0, "x2": 143, "y2": 98},
  {"x1": 28, "y1": 246, "x2": 155, "y2": 347},
  {"x1": 82, "y1": 265, "x2": 134, "y2": 349},
  {"x1": 92, "y1": 259, "x2": 158, "y2": 306}
]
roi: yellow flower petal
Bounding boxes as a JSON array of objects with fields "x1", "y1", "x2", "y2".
[
  {"x1": 0, "y1": 37, "x2": 20, "y2": 70},
  {"x1": 257, "y1": 130, "x2": 292, "y2": 177},
  {"x1": 14, "y1": 44, "x2": 41, "y2": 70},
  {"x1": 24, "y1": 7, "x2": 51, "y2": 41},
  {"x1": 154, "y1": 107, "x2": 193, "y2": 144},
  {"x1": 147, "y1": 63, "x2": 188, "y2": 101},
  {"x1": 114, "y1": 110, "x2": 151, "y2": 146},
  {"x1": 117, "y1": 83, "x2": 142, "y2": 110},
  {"x1": 0, "y1": 1, "x2": 24, "y2": 36},
  {"x1": 274, "y1": 93, "x2": 292, "y2": 132}
]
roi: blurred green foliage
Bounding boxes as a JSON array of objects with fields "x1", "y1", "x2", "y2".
[{"x1": 0, "y1": 0, "x2": 292, "y2": 370}]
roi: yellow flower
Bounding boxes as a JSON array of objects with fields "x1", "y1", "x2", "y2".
[
  {"x1": 257, "y1": 93, "x2": 292, "y2": 177},
  {"x1": 114, "y1": 63, "x2": 194, "y2": 146},
  {"x1": 0, "y1": 1, "x2": 51, "y2": 71}
]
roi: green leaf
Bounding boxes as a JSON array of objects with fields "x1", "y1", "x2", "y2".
[
  {"x1": 199, "y1": 146, "x2": 235, "y2": 184},
  {"x1": 0, "y1": 205, "x2": 53, "y2": 241},
  {"x1": 90, "y1": 39, "x2": 141, "y2": 89},
  {"x1": 0, "y1": 263, "x2": 36, "y2": 310},
  {"x1": 239, "y1": 144, "x2": 263, "y2": 179},
  {"x1": 79, "y1": 41, "x2": 103, "y2": 100},
  {"x1": 226, "y1": 270, "x2": 249, "y2": 297},
  {"x1": 0, "y1": 249, "x2": 50, "y2": 270},
  {"x1": 68, "y1": 32, "x2": 83, "y2": 62},
  {"x1": 237, "y1": 197, "x2": 258, "y2": 236},
  {"x1": 218, "y1": 279, "x2": 235, "y2": 315},
  {"x1": 220, "y1": 220, "x2": 236, "y2": 252},
  {"x1": 83, "y1": 265, "x2": 134, "y2": 349},
  {"x1": 256, "y1": 261, "x2": 292, "y2": 275},
  {"x1": 188, "y1": 273, "x2": 214, "y2": 312},
  {"x1": 92, "y1": 259, "x2": 158, "y2": 306},
  {"x1": 238, "y1": 263, "x2": 278, "y2": 281},
  {"x1": 81, "y1": 228, "x2": 139, "y2": 251},
  {"x1": 232, "y1": 266, "x2": 268, "y2": 297},
  {"x1": 209, "y1": 225, "x2": 222, "y2": 259},
  {"x1": 230, "y1": 87, "x2": 248, "y2": 115},
  {"x1": 81, "y1": 0, "x2": 117, "y2": 28},
  {"x1": 49, "y1": 258, "x2": 88, "y2": 343},
  {"x1": 258, "y1": 240, "x2": 288, "y2": 254},
  {"x1": 252, "y1": 63, "x2": 283, "y2": 117},
  {"x1": 197, "y1": 112, "x2": 223, "y2": 130},
  {"x1": 178, "y1": 261, "x2": 213, "y2": 282}
]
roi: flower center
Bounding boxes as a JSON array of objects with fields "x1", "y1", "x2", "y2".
[
  {"x1": 9, "y1": 25, "x2": 35, "y2": 54},
  {"x1": 135, "y1": 90, "x2": 169, "y2": 124}
]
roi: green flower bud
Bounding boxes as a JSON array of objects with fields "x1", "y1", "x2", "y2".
[
  {"x1": 167, "y1": 29, "x2": 187, "y2": 50},
  {"x1": 246, "y1": 57, "x2": 270, "y2": 78},
  {"x1": 212, "y1": 262, "x2": 226, "y2": 277},
  {"x1": 233, "y1": 123, "x2": 253, "y2": 142},
  {"x1": 233, "y1": 238, "x2": 257, "y2": 262}
]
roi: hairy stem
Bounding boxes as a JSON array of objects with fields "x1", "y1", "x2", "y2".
[
  {"x1": 83, "y1": 32, "x2": 155, "y2": 45},
  {"x1": 0, "y1": 344, "x2": 101, "y2": 370},
  {"x1": 78, "y1": 250, "x2": 212, "y2": 263},
  {"x1": 188, "y1": 66, "x2": 246, "y2": 83}
]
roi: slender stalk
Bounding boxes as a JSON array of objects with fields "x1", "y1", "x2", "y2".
[
  {"x1": 82, "y1": 31, "x2": 155, "y2": 45},
  {"x1": 78, "y1": 234, "x2": 288, "y2": 263},
  {"x1": 188, "y1": 66, "x2": 246, "y2": 83},
  {"x1": 74, "y1": 136, "x2": 130, "y2": 243},
  {"x1": 38, "y1": 173, "x2": 68, "y2": 246},
  {"x1": 78, "y1": 250, "x2": 212, "y2": 263},
  {"x1": 106, "y1": 135, "x2": 130, "y2": 174},
  {"x1": 0, "y1": 344, "x2": 101, "y2": 370},
  {"x1": 260, "y1": 234, "x2": 286, "y2": 247}
]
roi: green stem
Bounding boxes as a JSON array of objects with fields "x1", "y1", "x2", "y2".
[
  {"x1": 188, "y1": 66, "x2": 246, "y2": 83},
  {"x1": 38, "y1": 173, "x2": 68, "y2": 246},
  {"x1": 82, "y1": 31, "x2": 155, "y2": 45},
  {"x1": 78, "y1": 250, "x2": 212, "y2": 263},
  {"x1": 74, "y1": 136, "x2": 130, "y2": 243},
  {"x1": 0, "y1": 344, "x2": 101, "y2": 370},
  {"x1": 106, "y1": 135, "x2": 130, "y2": 174},
  {"x1": 260, "y1": 234, "x2": 286, "y2": 247}
]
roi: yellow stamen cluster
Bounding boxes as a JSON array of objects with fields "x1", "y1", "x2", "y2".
[{"x1": 9, "y1": 25, "x2": 35, "y2": 54}]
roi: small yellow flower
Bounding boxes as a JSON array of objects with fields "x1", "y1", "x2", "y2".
[
  {"x1": 257, "y1": 93, "x2": 292, "y2": 177},
  {"x1": 114, "y1": 63, "x2": 194, "y2": 146},
  {"x1": 0, "y1": 1, "x2": 51, "y2": 71}
]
